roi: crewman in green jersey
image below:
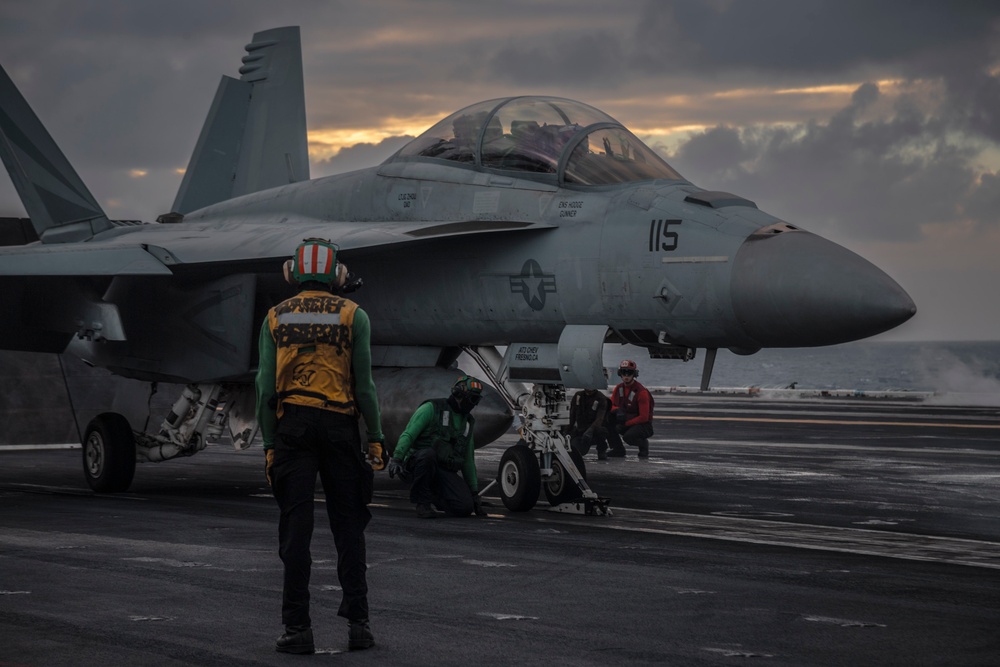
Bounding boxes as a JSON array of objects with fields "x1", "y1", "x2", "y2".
[{"x1": 387, "y1": 375, "x2": 487, "y2": 519}]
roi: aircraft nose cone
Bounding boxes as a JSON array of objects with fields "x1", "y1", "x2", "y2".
[{"x1": 731, "y1": 229, "x2": 916, "y2": 347}]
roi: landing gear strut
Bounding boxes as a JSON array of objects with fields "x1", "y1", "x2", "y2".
[
  {"x1": 544, "y1": 445, "x2": 587, "y2": 506},
  {"x1": 497, "y1": 384, "x2": 611, "y2": 516},
  {"x1": 465, "y1": 334, "x2": 612, "y2": 516},
  {"x1": 78, "y1": 383, "x2": 258, "y2": 492}
]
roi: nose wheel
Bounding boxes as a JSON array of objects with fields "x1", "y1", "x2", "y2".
[
  {"x1": 544, "y1": 446, "x2": 587, "y2": 506},
  {"x1": 498, "y1": 442, "x2": 541, "y2": 512}
]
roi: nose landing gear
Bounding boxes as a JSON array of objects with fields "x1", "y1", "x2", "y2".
[{"x1": 497, "y1": 384, "x2": 611, "y2": 516}]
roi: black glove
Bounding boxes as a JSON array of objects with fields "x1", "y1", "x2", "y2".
[
  {"x1": 387, "y1": 458, "x2": 408, "y2": 480},
  {"x1": 473, "y1": 495, "x2": 487, "y2": 517},
  {"x1": 616, "y1": 411, "x2": 627, "y2": 426},
  {"x1": 616, "y1": 423, "x2": 627, "y2": 435}
]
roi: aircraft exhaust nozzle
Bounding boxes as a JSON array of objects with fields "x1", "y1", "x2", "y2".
[{"x1": 731, "y1": 229, "x2": 916, "y2": 347}]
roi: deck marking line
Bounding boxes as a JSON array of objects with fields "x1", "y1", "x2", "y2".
[{"x1": 657, "y1": 415, "x2": 1000, "y2": 429}]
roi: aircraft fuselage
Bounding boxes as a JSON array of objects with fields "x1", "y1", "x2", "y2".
[{"x1": 173, "y1": 161, "x2": 912, "y2": 372}]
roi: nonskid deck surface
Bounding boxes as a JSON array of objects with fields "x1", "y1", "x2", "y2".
[{"x1": 2, "y1": 395, "x2": 998, "y2": 666}]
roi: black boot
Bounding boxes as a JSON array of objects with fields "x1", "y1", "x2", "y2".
[
  {"x1": 275, "y1": 625, "x2": 314, "y2": 654},
  {"x1": 416, "y1": 503, "x2": 443, "y2": 518},
  {"x1": 348, "y1": 618, "x2": 375, "y2": 650}
]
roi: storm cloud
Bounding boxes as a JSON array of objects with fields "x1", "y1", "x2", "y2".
[
  {"x1": 0, "y1": 0, "x2": 998, "y2": 340},
  {"x1": 672, "y1": 81, "x2": 992, "y2": 241}
]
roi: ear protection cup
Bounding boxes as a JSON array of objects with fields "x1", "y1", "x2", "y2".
[
  {"x1": 454, "y1": 375, "x2": 472, "y2": 392},
  {"x1": 335, "y1": 262, "x2": 348, "y2": 288},
  {"x1": 289, "y1": 258, "x2": 348, "y2": 288}
]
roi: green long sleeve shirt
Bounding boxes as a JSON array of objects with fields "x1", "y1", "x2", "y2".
[
  {"x1": 394, "y1": 401, "x2": 479, "y2": 493},
  {"x1": 254, "y1": 301, "x2": 382, "y2": 449}
]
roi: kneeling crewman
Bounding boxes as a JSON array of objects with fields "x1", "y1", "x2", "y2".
[
  {"x1": 606, "y1": 359, "x2": 654, "y2": 459},
  {"x1": 568, "y1": 387, "x2": 610, "y2": 460},
  {"x1": 387, "y1": 375, "x2": 488, "y2": 518}
]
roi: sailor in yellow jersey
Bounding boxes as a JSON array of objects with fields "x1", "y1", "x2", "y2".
[{"x1": 255, "y1": 238, "x2": 384, "y2": 655}]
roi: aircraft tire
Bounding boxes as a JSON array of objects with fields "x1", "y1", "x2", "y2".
[
  {"x1": 498, "y1": 443, "x2": 541, "y2": 512},
  {"x1": 82, "y1": 413, "x2": 136, "y2": 493},
  {"x1": 543, "y1": 447, "x2": 587, "y2": 506}
]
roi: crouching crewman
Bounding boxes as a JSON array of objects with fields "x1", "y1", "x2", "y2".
[{"x1": 386, "y1": 375, "x2": 488, "y2": 519}]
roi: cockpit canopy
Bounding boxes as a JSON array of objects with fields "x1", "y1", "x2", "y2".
[{"x1": 392, "y1": 96, "x2": 684, "y2": 186}]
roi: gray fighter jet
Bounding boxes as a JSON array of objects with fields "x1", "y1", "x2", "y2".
[{"x1": 0, "y1": 27, "x2": 914, "y2": 512}]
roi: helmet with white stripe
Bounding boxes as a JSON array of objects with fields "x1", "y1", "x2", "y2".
[
  {"x1": 617, "y1": 359, "x2": 638, "y2": 377},
  {"x1": 284, "y1": 238, "x2": 347, "y2": 287}
]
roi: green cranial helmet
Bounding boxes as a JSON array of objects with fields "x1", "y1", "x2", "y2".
[
  {"x1": 451, "y1": 375, "x2": 484, "y2": 400},
  {"x1": 290, "y1": 238, "x2": 341, "y2": 285}
]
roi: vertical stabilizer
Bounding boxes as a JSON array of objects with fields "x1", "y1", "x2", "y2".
[
  {"x1": 171, "y1": 26, "x2": 309, "y2": 215},
  {"x1": 0, "y1": 66, "x2": 112, "y2": 243}
]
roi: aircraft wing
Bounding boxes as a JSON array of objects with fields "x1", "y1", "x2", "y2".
[
  {"x1": 0, "y1": 243, "x2": 173, "y2": 276},
  {"x1": 0, "y1": 217, "x2": 554, "y2": 359},
  {"x1": 0, "y1": 217, "x2": 553, "y2": 275}
]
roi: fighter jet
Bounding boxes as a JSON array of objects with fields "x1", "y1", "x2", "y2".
[{"x1": 0, "y1": 26, "x2": 914, "y2": 512}]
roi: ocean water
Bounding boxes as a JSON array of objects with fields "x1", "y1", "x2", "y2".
[{"x1": 600, "y1": 340, "x2": 1000, "y2": 401}]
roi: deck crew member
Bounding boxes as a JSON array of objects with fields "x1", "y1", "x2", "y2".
[
  {"x1": 386, "y1": 375, "x2": 488, "y2": 518},
  {"x1": 256, "y1": 238, "x2": 384, "y2": 654},
  {"x1": 568, "y1": 387, "x2": 610, "y2": 460},
  {"x1": 605, "y1": 359, "x2": 654, "y2": 459}
]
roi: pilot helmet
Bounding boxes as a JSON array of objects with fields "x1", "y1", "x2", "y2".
[{"x1": 284, "y1": 238, "x2": 348, "y2": 287}]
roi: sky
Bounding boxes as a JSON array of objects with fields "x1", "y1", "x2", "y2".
[{"x1": 1, "y1": 0, "x2": 998, "y2": 342}]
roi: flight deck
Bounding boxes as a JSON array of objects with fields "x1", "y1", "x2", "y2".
[{"x1": 2, "y1": 394, "x2": 998, "y2": 666}]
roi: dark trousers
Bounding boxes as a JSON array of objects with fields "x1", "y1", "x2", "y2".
[
  {"x1": 272, "y1": 405, "x2": 373, "y2": 628},
  {"x1": 570, "y1": 426, "x2": 608, "y2": 456},
  {"x1": 605, "y1": 413, "x2": 654, "y2": 453},
  {"x1": 407, "y1": 447, "x2": 475, "y2": 517}
]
